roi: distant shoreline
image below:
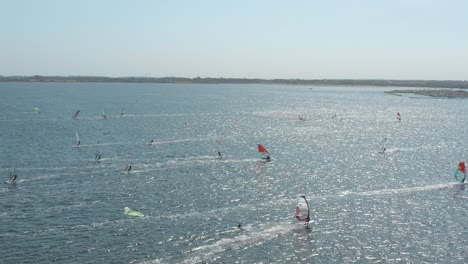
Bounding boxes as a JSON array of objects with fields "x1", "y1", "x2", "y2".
[{"x1": 1, "y1": 75, "x2": 468, "y2": 89}]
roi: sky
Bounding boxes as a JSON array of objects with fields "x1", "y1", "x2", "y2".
[{"x1": 1, "y1": 0, "x2": 467, "y2": 80}]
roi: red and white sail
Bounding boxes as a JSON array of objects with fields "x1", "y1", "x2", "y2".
[{"x1": 295, "y1": 196, "x2": 310, "y2": 222}]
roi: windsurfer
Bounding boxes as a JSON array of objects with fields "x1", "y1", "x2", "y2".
[
  {"x1": 148, "y1": 139, "x2": 154, "y2": 145},
  {"x1": 125, "y1": 164, "x2": 132, "y2": 174},
  {"x1": 9, "y1": 169, "x2": 17, "y2": 183},
  {"x1": 217, "y1": 151, "x2": 222, "y2": 159}
]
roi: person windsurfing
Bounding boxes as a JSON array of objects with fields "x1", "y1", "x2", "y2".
[
  {"x1": 378, "y1": 137, "x2": 387, "y2": 154},
  {"x1": 148, "y1": 139, "x2": 154, "y2": 145},
  {"x1": 217, "y1": 151, "x2": 222, "y2": 159},
  {"x1": 397, "y1": 112, "x2": 401, "y2": 122},
  {"x1": 101, "y1": 112, "x2": 107, "y2": 119},
  {"x1": 75, "y1": 131, "x2": 81, "y2": 147},
  {"x1": 296, "y1": 195, "x2": 311, "y2": 228},
  {"x1": 73, "y1": 110, "x2": 80, "y2": 119},
  {"x1": 258, "y1": 144, "x2": 271, "y2": 161},
  {"x1": 95, "y1": 152, "x2": 101, "y2": 161},
  {"x1": 8, "y1": 167, "x2": 17, "y2": 183},
  {"x1": 298, "y1": 112, "x2": 305, "y2": 121},
  {"x1": 125, "y1": 164, "x2": 132, "y2": 174},
  {"x1": 455, "y1": 161, "x2": 467, "y2": 183}
]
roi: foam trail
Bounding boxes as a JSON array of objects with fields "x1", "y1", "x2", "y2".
[
  {"x1": 337, "y1": 182, "x2": 459, "y2": 197},
  {"x1": 72, "y1": 142, "x2": 131, "y2": 148},
  {"x1": 140, "y1": 223, "x2": 300, "y2": 264}
]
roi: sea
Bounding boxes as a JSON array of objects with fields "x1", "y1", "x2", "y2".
[{"x1": 0, "y1": 82, "x2": 467, "y2": 263}]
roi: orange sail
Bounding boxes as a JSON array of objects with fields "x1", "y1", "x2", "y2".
[
  {"x1": 257, "y1": 144, "x2": 269, "y2": 154},
  {"x1": 459, "y1": 161, "x2": 466, "y2": 174}
]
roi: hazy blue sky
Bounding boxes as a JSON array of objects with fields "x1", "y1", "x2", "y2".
[{"x1": 1, "y1": 0, "x2": 467, "y2": 80}]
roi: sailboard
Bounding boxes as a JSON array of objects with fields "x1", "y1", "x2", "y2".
[
  {"x1": 73, "y1": 110, "x2": 80, "y2": 119},
  {"x1": 454, "y1": 161, "x2": 466, "y2": 183},
  {"x1": 124, "y1": 207, "x2": 144, "y2": 217},
  {"x1": 296, "y1": 195, "x2": 311, "y2": 227},
  {"x1": 258, "y1": 144, "x2": 270, "y2": 160}
]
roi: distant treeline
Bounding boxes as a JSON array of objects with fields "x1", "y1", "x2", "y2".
[{"x1": 1, "y1": 75, "x2": 467, "y2": 89}]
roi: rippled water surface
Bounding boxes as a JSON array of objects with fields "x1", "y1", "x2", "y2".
[{"x1": 0, "y1": 83, "x2": 467, "y2": 263}]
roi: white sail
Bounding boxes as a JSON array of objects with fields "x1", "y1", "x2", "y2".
[{"x1": 75, "y1": 131, "x2": 80, "y2": 146}]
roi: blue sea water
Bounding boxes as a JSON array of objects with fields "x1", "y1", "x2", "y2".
[{"x1": 0, "y1": 82, "x2": 467, "y2": 263}]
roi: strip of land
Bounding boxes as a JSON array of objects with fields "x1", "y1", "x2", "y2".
[
  {"x1": 385, "y1": 89, "x2": 468, "y2": 98},
  {"x1": 1, "y1": 75, "x2": 468, "y2": 89}
]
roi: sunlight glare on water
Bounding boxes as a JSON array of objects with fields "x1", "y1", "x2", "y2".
[{"x1": 0, "y1": 83, "x2": 467, "y2": 263}]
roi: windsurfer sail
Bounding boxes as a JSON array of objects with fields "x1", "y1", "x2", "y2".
[
  {"x1": 296, "y1": 195, "x2": 311, "y2": 228},
  {"x1": 125, "y1": 164, "x2": 132, "y2": 174},
  {"x1": 124, "y1": 207, "x2": 144, "y2": 217},
  {"x1": 454, "y1": 161, "x2": 466, "y2": 183},
  {"x1": 75, "y1": 131, "x2": 81, "y2": 146},
  {"x1": 258, "y1": 144, "x2": 271, "y2": 161},
  {"x1": 378, "y1": 137, "x2": 387, "y2": 154},
  {"x1": 95, "y1": 151, "x2": 101, "y2": 161},
  {"x1": 73, "y1": 110, "x2": 80, "y2": 119},
  {"x1": 8, "y1": 167, "x2": 17, "y2": 183},
  {"x1": 298, "y1": 112, "x2": 306, "y2": 121}
]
